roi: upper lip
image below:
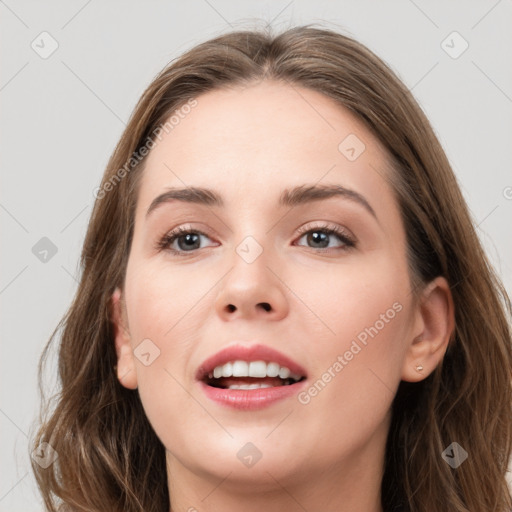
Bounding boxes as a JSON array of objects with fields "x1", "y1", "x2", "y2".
[{"x1": 196, "y1": 343, "x2": 308, "y2": 381}]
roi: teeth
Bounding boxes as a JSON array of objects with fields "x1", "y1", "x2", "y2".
[
  {"x1": 221, "y1": 362, "x2": 233, "y2": 377},
  {"x1": 229, "y1": 383, "x2": 273, "y2": 390},
  {"x1": 232, "y1": 360, "x2": 249, "y2": 377},
  {"x1": 266, "y1": 362, "x2": 280, "y2": 377},
  {"x1": 209, "y1": 360, "x2": 302, "y2": 382},
  {"x1": 249, "y1": 361, "x2": 267, "y2": 378},
  {"x1": 278, "y1": 367, "x2": 291, "y2": 379}
]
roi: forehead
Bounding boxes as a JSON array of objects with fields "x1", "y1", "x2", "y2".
[{"x1": 136, "y1": 80, "x2": 394, "y2": 214}]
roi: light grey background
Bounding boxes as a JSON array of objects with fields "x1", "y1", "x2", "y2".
[{"x1": 1, "y1": 1, "x2": 511, "y2": 509}]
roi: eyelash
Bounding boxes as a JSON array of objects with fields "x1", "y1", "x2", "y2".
[
  {"x1": 295, "y1": 223, "x2": 356, "y2": 251},
  {"x1": 156, "y1": 223, "x2": 356, "y2": 256}
]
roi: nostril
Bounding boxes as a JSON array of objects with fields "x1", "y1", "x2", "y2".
[{"x1": 224, "y1": 303, "x2": 271, "y2": 313}]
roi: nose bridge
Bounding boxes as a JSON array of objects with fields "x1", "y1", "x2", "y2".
[{"x1": 214, "y1": 231, "x2": 289, "y2": 320}]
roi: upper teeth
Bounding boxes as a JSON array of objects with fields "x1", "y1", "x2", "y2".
[{"x1": 210, "y1": 360, "x2": 301, "y2": 381}]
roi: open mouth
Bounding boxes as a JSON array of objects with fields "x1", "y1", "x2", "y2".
[{"x1": 203, "y1": 360, "x2": 306, "y2": 390}]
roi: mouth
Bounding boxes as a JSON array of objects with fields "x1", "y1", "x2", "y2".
[
  {"x1": 203, "y1": 360, "x2": 306, "y2": 389},
  {"x1": 196, "y1": 344, "x2": 308, "y2": 409}
]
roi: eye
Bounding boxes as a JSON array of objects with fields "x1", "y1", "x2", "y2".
[
  {"x1": 156, "y1": 226, "x2": 217, "y2": 255},
  {"x1": 156, "y1": 223, "x2": 356, "y2": 255},
  {"x1": 295, "y1": 223, "x2": 356, "y2": 251}
]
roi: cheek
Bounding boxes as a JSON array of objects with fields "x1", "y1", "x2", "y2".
[
  {"x1": 292, "y1": 254, "x2": 409, "y2": 412},
  {"x1": 291, "y1": 251, "x2": 409, "y2": 346},
  {"x1": 123, "y1": 261, "x2": 197, "y2": 388},
  {"x1": 125, "y1": 259, "x2": 208, "y2": 340},
  {"x1": 123, "y1": 262, "x2": 205, "y2": 445}
]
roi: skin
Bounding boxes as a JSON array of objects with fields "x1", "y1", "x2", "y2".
[{"x1": 112, "y1": 80, "x2": 454, "y2": 512}]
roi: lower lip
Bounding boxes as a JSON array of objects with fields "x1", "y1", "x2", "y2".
[{"x1": 199, "y1": 380, "x2": 307, "y2": 410}]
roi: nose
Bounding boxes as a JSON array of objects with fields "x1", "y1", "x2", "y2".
[{"x1": 214, "y1": 246, "x2": 289, "y2": 322}]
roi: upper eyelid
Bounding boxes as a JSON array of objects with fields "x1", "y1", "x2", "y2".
[
  {"x1": 296, "y1": 221, "x2": 352, "y2": 233},
  {"x1": 166, "y1": 222, "x2": 346, "y2": 236}
]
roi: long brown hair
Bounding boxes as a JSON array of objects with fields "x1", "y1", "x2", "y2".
[{"x1": 30, "y1": 25, "x2": 512, "y2": 512}]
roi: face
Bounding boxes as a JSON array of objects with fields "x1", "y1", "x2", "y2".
[{"x1": 113, "y1": 81, "x2": 422, "y2": 492}]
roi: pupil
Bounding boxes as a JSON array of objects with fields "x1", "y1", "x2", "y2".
[
  {"x1": 308, "y1": 231, "x2": 328, "y2": 248},
  {"x1": 179, "y1": 233, "x2": 200, "y2": 250}
]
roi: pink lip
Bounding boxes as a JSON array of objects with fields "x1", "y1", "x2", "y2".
[
  {"x1": 195, "y1": 343, "x2": 308, "y2": 381},
  {"x1": 199, "y1": 379, "x2": 307, "y2": 410},
  {"x1": 196, "y1": 343, "x2": 308, "y2": 410}
]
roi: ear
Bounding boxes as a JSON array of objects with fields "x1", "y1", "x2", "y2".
[
  {"x1": 401, "y1": 276, "x2": 455, "y2": 382},
  {"x1": 111, "y1": 287, "x2": 138, "y2": 390}
]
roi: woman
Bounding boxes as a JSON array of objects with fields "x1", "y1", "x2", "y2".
[{"x1": 31, "y1": 25, "x2": 512, "y2": 512}]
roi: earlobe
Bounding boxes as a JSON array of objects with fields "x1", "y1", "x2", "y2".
[
  {"x1": 111, "y1": 287, "x2": 138, "y2": 390},
  {"x1": 401, "y1": 276, "x2": 455, "y2": 383}
]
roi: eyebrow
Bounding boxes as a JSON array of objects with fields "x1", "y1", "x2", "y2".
[{"x1": 146, "y1": 184, "x2": 377, "y2": 220}]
